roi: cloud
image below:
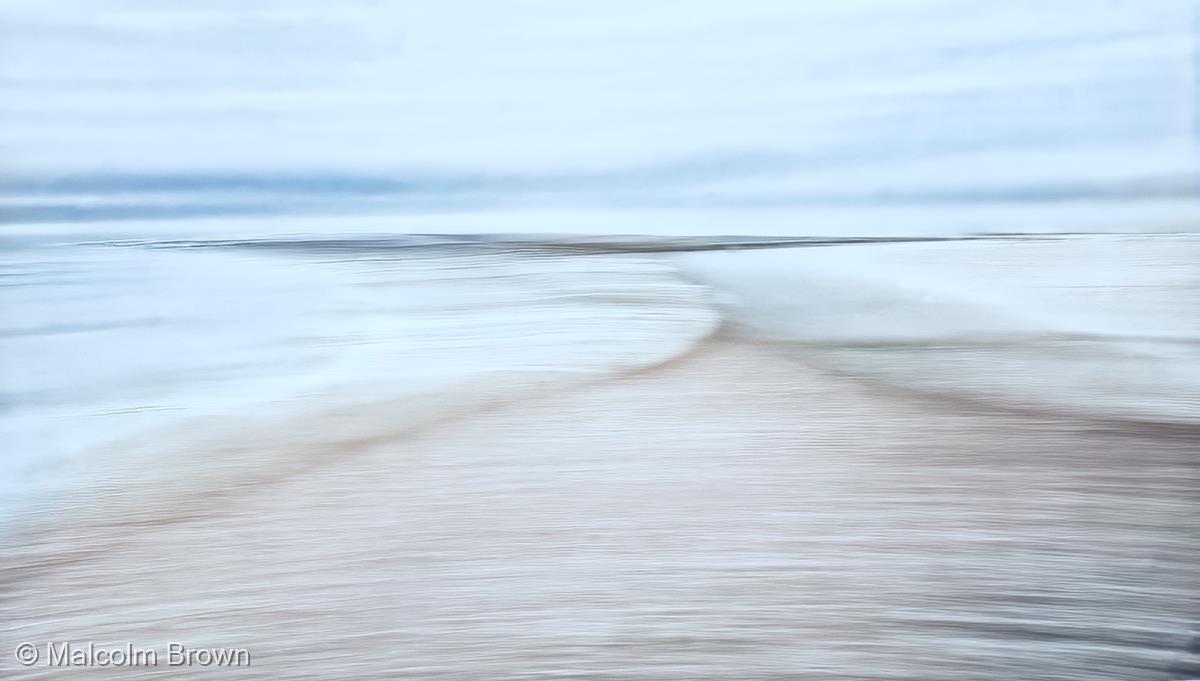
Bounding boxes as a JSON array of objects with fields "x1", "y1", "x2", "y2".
[{"x1": 0, "y1": 0, "x2": 1193, "y2": 188}]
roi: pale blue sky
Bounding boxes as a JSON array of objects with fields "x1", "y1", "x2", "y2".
[{"x1": 0, "y1": 1, "x2": 1195, "y2": 200}]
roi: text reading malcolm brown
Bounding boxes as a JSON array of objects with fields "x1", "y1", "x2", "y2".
[{"x1": 14, "y1": 642, "x2": 250, "y2": 668}]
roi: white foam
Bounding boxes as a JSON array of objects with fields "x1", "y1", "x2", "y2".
[
  {"x1": 677, "y1": 235, "x2": 1200, "y2": 422},
  {"x1": 0, "y1": 243, "x2": 717, "y2": 523}
]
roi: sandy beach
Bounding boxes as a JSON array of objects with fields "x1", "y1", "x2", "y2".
[{"x1": 5, "y1": 333, "x2": 1198, "y2": 680}]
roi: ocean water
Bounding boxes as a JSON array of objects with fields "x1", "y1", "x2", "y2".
[
  {"x1": 1, "y1": 230, "x2": 720, "y2": 520},
  {"x1": 4, "y1": 227, "x2": 1196, "y2": 517},
  {"x1": 679, "y1": 234, "x2": 1200, "y2": 422}
]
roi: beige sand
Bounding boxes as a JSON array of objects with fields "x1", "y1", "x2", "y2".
[{"x1": 4, "y1": 339, "x2": 1198, "y2": 679}]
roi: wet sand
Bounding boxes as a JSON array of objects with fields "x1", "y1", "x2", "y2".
[{"x1": 4, "y1": 338, "x2": 1198, "y2": 679}]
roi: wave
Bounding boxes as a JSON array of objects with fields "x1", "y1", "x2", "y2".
[
  {"x1": 676, "y1": 233, "x2": 1200, "y2": 424},
  {"x1": 1, "y1": 244, "x2": 720, "y2": 531},
  {"x1": 6, "y1": 231, "x2": 1198, "y2": 535}
]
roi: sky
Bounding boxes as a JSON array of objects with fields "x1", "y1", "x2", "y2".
[{"x1": 0, "y1": 0, "x2": 1196, "y2": 212}]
